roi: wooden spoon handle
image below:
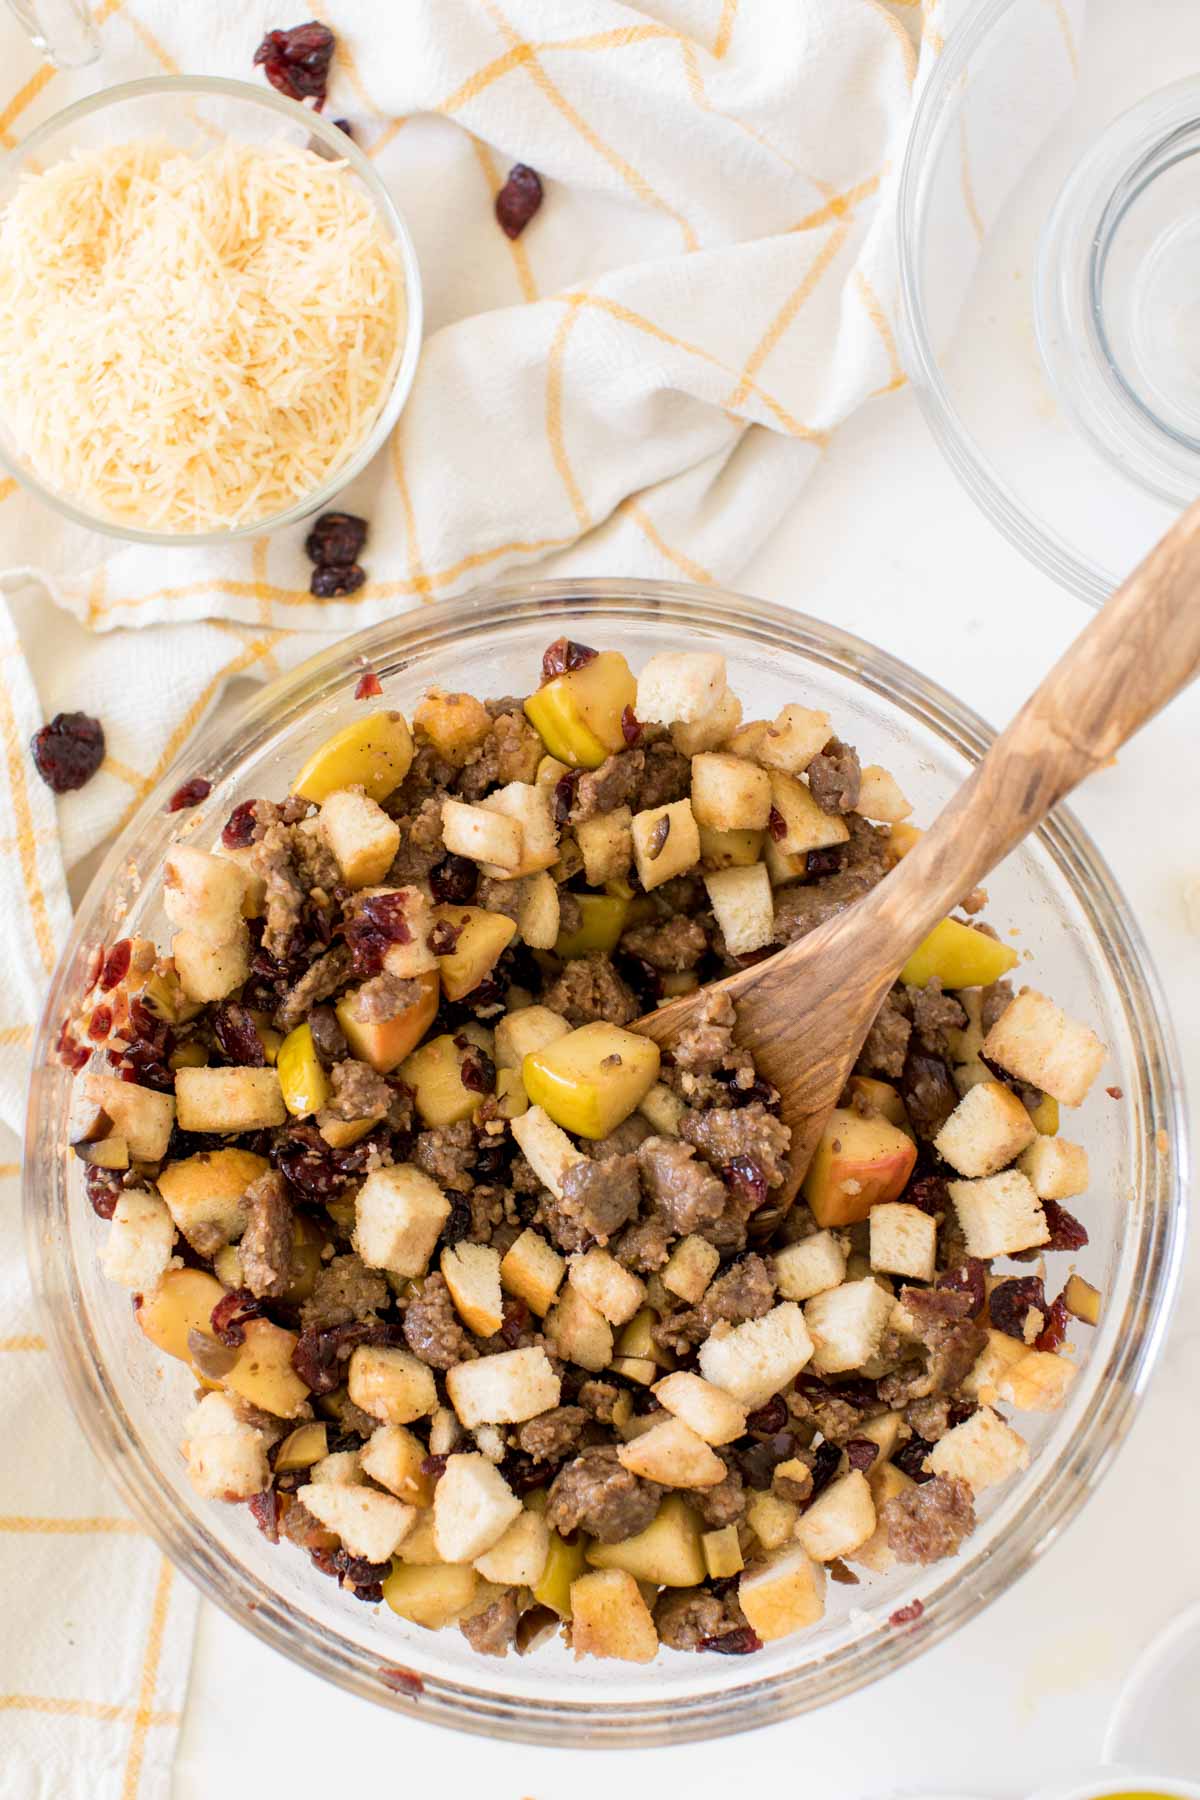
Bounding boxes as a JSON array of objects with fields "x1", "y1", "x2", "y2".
[{"x1": 868, "y1": 494, "x2": 1200, "y2": 949}]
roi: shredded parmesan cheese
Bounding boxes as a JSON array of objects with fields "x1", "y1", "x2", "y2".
[{"x1": 0, "y1": 139, "x2": 406, "y2": 532}]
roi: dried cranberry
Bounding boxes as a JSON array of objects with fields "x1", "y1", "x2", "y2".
[
  {"x1": 338, "y1": 1551, "x2": 392, "y2": 1588},
  {"x1": 1042, "y1": 1199, "x2": 1088, "y2": 1252},
  {"x1": 30, "y1": 711, "x2": 105, "y2": 793},
  {"x1": 305, "y1": 511, "x2": 368, "y2": 566},
  {"x1": 310, "y1": 563, "x2": 366, "y2": 599},
  {"x1": 936, "y1": 1258, "x2": 987, "y2": 1316},
  {"x1": 739, "y1": 1432, "x2": 796, "y2": 1490},
  {"x1": 420, "y1": 1454, "x2": 449, "y2": 1482},
  {"x1": 766, "y1": 805, "x2": 787, "y2": 843},
  {"x1": 804, "y1": 1440, "x2": 842, "y2": 1506},
  {"x1": 698, "y1": 1627, "x2": 762, "y2": 1656},
  {"x1": 1106, "y1": 1085, "x2": 1124, "y2": 1100},
  {"x1": 213, "y1": 1003, "x2": 266, "y2": 1067},
  {"x1": 1035, "y1": 1294, "x2": 1070, "y2": 1354},
  {"x1": 723, "y1": 1155, "x2": 767, "y2": 1211},
  {"x1": 503, "y1": 1453, "x2": 557, "y2": 1496},
  {"x1": 166, "y1": 775, "x2": 212, "y2": 812},
  {"x1": 806, "y1": 846, "x2": 844, "y2": 878},
  {"x1": 540, "y1": 637, "x2": 596, "y2": 682},
  {"x1": 354, "y1": 669, "x2": 383, "y2": 700},
  {"x1": 211, "y1": 1290, "x2": 267, "y2": 1348},
  {"x1": 744, "y1": 1395, "x2": 788, "y2": 1437},
  {"x1": 430, "y1": 855, "x2": 477, "y2": 904},
  {"x1": 87, "y1": 1004, "x2": 113, "y2": 1040},
  {"x1": 459, "y1": 1050, "x2": 493, "y2": 1093},
  {"x1": 552, "y1": 771, "x2": 579, "y2": 827},
  {"x1": 247, "y1": 1490, "x2": 280, "y2": 1543},
  {"x1": 989, "y1": 1275, "x2": 1047, "y2": 1341},
  {"x1": 380, "y1": 1666, "x2": 424, "y2": 1696},
  {"x1": 893, "y1": 1436, "x2": 934, "y2": 1483},
  {"x1": 500, "y1": 1297, "x2": 530, "y2": 1346},
  {"x1": 85, "y1": 1164, "x2": 121, "y2": 1219},
  {"x1": 906, "y1": 1174, "x2": 950, "y2": 1217},
  {"x1": 291, "y1": 1319, "x2": 402, "y2": 1394},
  {"x1": 221, "y1": 800, "x2": 259, "y2": 849},
  {"x1": 890, "y1": 1598, "x2": 924, "y2": 1627},
  {"x1": 428, "y1": 919, "x2": 462, "y2": 957},
  {"x1": 620, "y1": 705, "x2": 642, "y2": 747},
  {"x1": 55, "y1": 1020, "x2": 89, "y2": 1073},
  {"x1": 99, "y1": 939, "x2": 132, "y2": 991},
  {"x1": 253, "y1": 21, "x2": 335, "y2": 106},
  {"x1": 344, "y1": 891, "x2": 414, "y2": 978},
  {"x1": 845, "y1": 1437, "x2": 880, "y2": 1473},
  {"x1": 275, "y1": 1124, "x2": 375, "y2": 1199},
  {"x1": 496, "y1": 163, "x2": 543, "y2": 239}
]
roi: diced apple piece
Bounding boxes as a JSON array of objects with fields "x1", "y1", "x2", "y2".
[
  {"x1": 698, "y1": 825, "x2": 765, "y2": 870},
  {"x1": 511, "y1": 870, "x2": 558, "y2": 950},
  {"x1": 739, "y1": 1547, "x2": 826, "y2": 1643},
  {"x1": 845, "y1": 1075, "x2": 914, "y2": 1139},
  {"x1": 533, "y1": 1528, "x2": 589, "y2": 1617},
  {"x1": 697, "y1": 1302, "x2": 813, "y2": 1408},
  {"x1": 474, "y1": 1507, "x2": 551, "y2": 1586},
  {"x1": 568, "y1": 1248, "x2": 645, "y2": 1327},
  {"x1": 609, "y1": 1356, "x2": 658, "y2": 1386},
  {"x1": 360, "y1": 1425, "x2": 435, "y2": 1505},
  {"x1": 523, "y1": 1021, "x2": 660, "y2": 1141},
  {"x1": 299, "y1": 1481, "x2": 414, "y2": 1562},
  {"x1": 156, "y1": 1146, "x2": 267, "y2": 1252},
  {"x1": 433, "y1": 1453, "x2": 522, "y2": 1563},
  {"x1": 756, "y1": 704, "x2": 832, "y2": 775},
  {"x1": 900, "y1": 917, "x2": 1018, "y2": 990},
  {"x1": 570, "y1": 1568, "x2": 658, "y2": 1663},
  {"x1": 575, "y1": 807, "x2": 634, "y2": 886},
  {"x1": 544, "y1": 1283, "x2": 613, "y2": 1373},
  {"x1": 499, "y1": 1229, "x2": 565, "y2": 1317},
  {"x1": 928, "y1": 1404, "x2": 1030, "y2": 1491},
  {"x1": 293, "y1": 710, "x2": 414, "y2": 805},
  {"x1": 272, "y1": 1421, "x2": 329, "y2": 1474},
  {"x1": 524, "y1": 650, "x2": 637, "y2": 769},
  {"x1": 347, "y1": 1344, "x2": 437, "y2": 1425},
  {"x1": 763, "y1": 835, "x2": 807, "y2": 886},
  {"x1": 1029, "y1": 1093, "x2": 1061, "y2": 1135},
  {"x1": 616, "y1": 1416, "x2": 726, "y2": 1488},
  {"x1": 869, "y1": 1202, "x2": 937, "y2": 1283},
  {"x1": 1064, "y1": 1273, "x2": 1101, "y2": 1326},
  {"x1": 982, "y1": 988, "x2": 1106, "y2": 1107},
  {"x1": 767, "y1": 771, "x2": 850, "y2": 855},
  {"x1": 441, "y1": 1242, "x2": 504, "y2": 1337},
  {"x1": 100, "y1": 1190, "x2": 176, "y2": 1292},
  {"x1": 630, "y1": 798, "x2": 701, "y2": 893},
  {"x1": 554, "y1": 892, "x2": 629, "y2": 959},
  {"x1": 226, "y1": 1319, "x2": 309, "y2": 1418},
  {"x1": 639, "y1": 1081, "x2": 686, "y2": 1139},
  {"x1": 317, "y1": 789, "x2": 400, "y2": 889},
  {"x1": 1016, "y1": 1135, "x2": 1089, "y2": 1199},
  {"x1": 853, "y1": 1461, "x2": 915, "y2": 1574},
  {"x1": 669, "y1": 688, "x2": 743, "y2": 756},
  {"x1": 441, "y1": 797, "x2": 522, "y2": 870},
  {"x1": 636, "y1": 651, "x2": 726, "y2": 726},
  {"x1": 701, "y1": 1525, "x2": 744, "y2": 1579},
  {"x1": 413, "y1": 688, "x2": 491, "y2": 764},
  {"x1": 704, "y1": 863, "x2": 774, "y2": 957},
  {"x1": 431, "y1": 904, "x2": 517, "y2": 1002},
  {"x1": 184, "y1": 1391, "x2": 268, "y2": 1501},
  {"x1": 446, "y1": 1346, "x2": 561, "y2": 1428},
  {"x1": 746, "y1": 1490, "x2": 799, "y2": 1551},
  {"x1": 509, "y1": 1105, "x2": 585, "y2": 1200},
  {"x1": 275, "y1": 1023, "x2": 330, "y2": 1119},
  {"x1": 172, "y1": 925, "x2": 250, "y2": 1003},
  {"x1": 690, "y1": 753, "x2": 771, "y2": 832},
  {"x1": 163, "y1": 846, "x2": 250, "y2": 945},
  {"x1": 651, "y1": 1371, "x2": 747, "y2": 1446},
  {"x1": 334, "y1": 967, "x2": 438, "y2": 1073},
  {"x1": 353, "y1": 1164, "x2": 450, "y2": 1278},
  {"x1": 856, "y1": 1409, "x2": 907, "y2": 1463},
  {"x1": 949, "y1": 1170, "x2": 1049, "y2": 1258},
  {"x1": 856, "y1": 765, "x2": 912, "y2": 823},
  {"x1": 773, "y1": 1230, "x2": 847, "y2": 1302},
  {"x1": 398, "y1": 1033, "x2": 479, "y2": 1130},
  {"x1": 661, "y1": 1233, "x2": 720, "y2": 1304},
  {"x1": 478, "y1": 781, "x2": 559, "y2": 879},
  {"x1": 72, "y1": 1133, "x2": 130, "y2": 1172},
  {"x1": 135, "y1": 1267, "x2": 226, "y2": 1365},
  {"x1": 794, "y1": 1470, "x2": 876, "y2": 1562},
  {"x1": 997, "y1": 1348, "x2": 1078, "y2": 1413},
  {"x1": 962, "y1": 1328, "x2": 1034, "y2": 1405},
  {"x1": 85, "y1": 1074, "x2": 175, "y2": 1163},
  {"x1": 934, "y1": 1080, "x2": 1037, "y2": 1179},
  {"x1": 175, "y1": 1066, "x2": 285, "y2": 1134},
  {"x1": 802, "y1": 1107, "x2": 917, "y2": 1228},
  {"x1": 804, "y1": 1279, "x2": 895, "y2": 1376},
  {"x1": 494, "y1": 1006, "x2": 570, "y2": 1070},
  {"x1": 586, "y1": 1494, "x2": 706, "y2": 1587},
  {"x1": 614, "y1": 1307, "x2": 674, "y2": 1370},
  {"x1": 383, "y1": 1561, "x2": 479, "y2": 1628}
]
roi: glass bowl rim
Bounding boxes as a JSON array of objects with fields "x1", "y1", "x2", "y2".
[
  {"x1": 23, "y1": 576, "x2": 1188, "y2": 1743},
  {"x1": 0, "y1": 73, "x2": 423, "y2": 547}
]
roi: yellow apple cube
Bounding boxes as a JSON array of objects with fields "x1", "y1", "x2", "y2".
[
  {"x1": 293, "y1": 710, "x2": 414, "y2": 804},
  {"x1": 523, "y1": 1022, "x2": 660, "y2": 1139}
]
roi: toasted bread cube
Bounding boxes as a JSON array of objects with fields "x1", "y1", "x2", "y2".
[
  {"x1": 739, "y1": 1547, "x2": 826, "y2": 1643},
  {"x1": 934, "y1": 1081, "x2": 1038, "y2": 1178},
  {"x1": 353, "y1": 1164, "x2": 450, "y2": 1278},
  {"x1": 747, "y1": 1489, "x2": 801, "y2": 1551},
  {"x1": 318, "y1": 790, "x2": 401, "y2": 889},
  {"x1": 568, "y1": 1248, "x2": 646, "y2": 1327},
  {"x1": 639, "y1": 1081, "x2": 686, "y2": 1139},
  {"x1": 428, "y1": 1407, "x2": 465, "y2": 1457},
  {"x1": 804, "y1": 1278, "x2": 895, "y2": 1376},
  {"x1": 100, "y1": 1190, "x2": 177, "y2": 1292},
  {"x1": 175, "y1": 1066, "x2": 285, "y2": 1133},
  {"x1": 156, "y1": 1146, "x2": 266, "y2": 1253},
  {"x1": 163, "y1": 846, "x2": 250, "y2": 945},
  {"x1": 949, "y1": 1170, "x2": 1049, "y2": 1258},
  {"x1": 697, "y1": 1302, "x2": 813, "y2": 1408},
  {"x1": 704, "y1": 863, "x2": 774, "y2": 957},
  {"x1": 509, "y1": 1105, "x2": 585, "y2": 1200},
  {"x1": 856, "y1": 765, "x2": 913, "y2": 824},
  {"x1": 413, "y1": 687, "x2": 492, "y2": 764},
  {"x1": 359, "y1": 1425, "x2": 435, "y2": 1506},
  {"x1": 499, "y1": 1228, "x2": 565, "y2": 1317},
  {"x1": 869, "y1": 1202, "x2": 937, "y2": 1283},
  {"x1": 545, "y1": 1283, "x2": 613, "y2": 1372},
  {"x1": 617, "y1": 1415, "x2": 726, "y2": 1488},
  {"x1": 575, "y1": 807, "x2": 634, "y2": 886},
  {"x1": 441, "y1": 798, "x2": 522, "y2": 870},
  {"x1": 1064, "y1": 1273, "x2": 1102, "y2": 1326},
  {"x1": 172, "y1": 925, "x2": 251, "y2": 1002},
  {"x1": 310, "y1": 1448, "x2": 362, "y2": 1486},
  {"x1": 217, "y1": 842, "x2": 266, "y2": 918},
  {"x1": 1016, "y1": 1135, "x2": 1090, "y2": 1200},
  {"x1": 997, "y1": 1348, "x2": 1078, "y2": 1413},
  {"x1": 853, "y1": 1461, "x2": 915, "y2": 1573},
  {"x1": 631, "y1": 798, "x2": 701, "y2": 892},
  {"x1": 184, "y1": 1392, "x2": 268, "y2": 1501},
  {"x1": 446, "y1": 1346, "x2": 561, "y2": 1427},
  {"x1": 298, "y1": 1481, "x2": 414, "y2": 1561},
  {"x1": 795, "y1": 1470, "x2": 877, "y2": 1562},
  {"x1": 855, "y1": 1409, "x2": 907, "y2": 1462},
  {"x1": 702, "y1": 1524, "x2": 744, "y2": 1579},
  {"x1": 982, "y1": 988, "x2": 1106, "y2": 1107},
  {"x1": 86, "y1": 1074, "x2": 175, "y2": 1162},
  {"x1": 928, "y1": 1404, "x2": 1029, "y2": 1491},
  {"x1": 661, "y1": 1232, "x2": 720, "y2": 1303},
  {"x1": 961, "y1": 1328, "x2": 1031, "y2": 1404},
  {"x1": 651, "y1": 1371, "x2": 747, "y2": 1446},
  {"x1": 773, "y1": 1231, "x2": 846, "y2": 1302},
  {"x1": 669, "y1": 688, "x2": 743, "y2": 756},
  {"x1": 472, "y1": 1422, "x2": 507, "y2": 1463},
  {"x1": 690, "y1": 753, "x2": 771, "y2": 832},
  {"x1": 636, "y1": 651, "x2": 727, "y2": 725},
  {"x1": 767, "y1": 770, "x2": 851, "y2": 855},
  {"x1": 474, "y1": 1507, "x2": 550, "y2": 1586},
  {"x1": 722, "y1": 718, "x2": 768, "y2": 758},
  {"x1": 494, "y1": 1006, "x2": 571, "y2": 1070},
  {"x1": 348, "y1": 1344, "x2": 437, "y2": 1425},
  {"x1": 433, "y1": 1453, "x2": 522, "y2": 1562},
  {"x1": 515, "y1": 871, "x2": 560, "y2": 950},
  {"x1": 440, "y1": 1242, "x2": 504, "y2": 1337},
  {"x1": 756, "y1": 705, "x2": 832, "y2": 775},
  {"x1": 479, "y1": 781, "x2": 558, "y2": 879},
  {"x1": 570, "y1": 1567, "x2": 659, "y2": 1663}
]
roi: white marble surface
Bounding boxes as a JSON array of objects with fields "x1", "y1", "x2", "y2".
[{"x1": 173, "y1": 385, "x2": 1200, "y2": 1798}]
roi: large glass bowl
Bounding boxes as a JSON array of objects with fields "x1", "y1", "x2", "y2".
[
  {"x1": 0, "y1": 76, "x2": 423, "y2": 544},
  {"x1": 24, "y1": 580, "x2": 1187, "y2": 1744}
]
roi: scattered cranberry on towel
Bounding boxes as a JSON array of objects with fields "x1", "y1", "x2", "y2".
[
  {"x1": 496, "y1": 164, "x2": 543, "y2": 238},
  {"x1": 253, "y1": 22, "x2": 335, "y2": 108},
  {"x1": 30, "y1": 711, "x2": 105, "y2": 792}
]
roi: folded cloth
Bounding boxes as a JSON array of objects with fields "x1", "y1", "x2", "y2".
[{"x1": 0, "y1": 0, "x2": 1082, "y2": 1792}]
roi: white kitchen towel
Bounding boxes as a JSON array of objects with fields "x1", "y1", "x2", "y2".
[{"x1": 0, "y1": 0, "x2": 1083, "y2": 1793}]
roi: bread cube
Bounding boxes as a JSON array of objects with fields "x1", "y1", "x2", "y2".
[
  {"x1": 437, "y1": 1242, "x2": 503, "y2": 1337},
  {"x1": 309, "y1": 1448, "x2": 363, "y2": 1487},
  {"x1": 704, "y1": 863, "x2": 774, "y2": 956},
  {"x1": 184, "y1": 1392, "x2": 268, "y2": 1501},
  {"x1": 949, "y1": 1170, "x2": 1049, "y2": 1258},
  {"x1": 804, "y1": 1278, "x2": 895, "y2": 1375},
  {"x1": 568, "y1": 1248, "x2": 646, "y2": 1327},
  {"x1": 631, "y1": 798, "x2": 701, "y2": 892},
  {"x1": 856, "y1": 1408, "x2": 907, "y2": 1462},
  {"x1": 636, "y1": 651, "x2": 727, "y2": 725},
  {"x1": 996, "y1": 1348, "x2": 1078, "y2": 1413},
  {"x1": 101, "y1": 1190, "x2": 177, "y2": 1292},
  {"x1": 350, "y1": 1166, "x2": 447, "y2": 1279},
  {"x1": 651, "y1": 1371, "x2": 747, "y2": 1446},
  {"x1": 617, "y1": 1416, "x2": 726, "y2": 1488},
  {"x1": 639, "y1": 1081, "x2": 686, "y2": 1138},
  {"x1": 348, "y1": 1344, "x2": 437, "y2": 1425},
  {"x1": 155, "y1": 1146, "x2": 265, "y2": 1253},
  {"x1": 934, "y1": 1081, "x2": 1038, "y2": 1178},
  {"x1": 173, "y1": 925, "x2": 251, "y2": 1003},
  {"x1": 175, "y1": 1066, "x2": 285, "y2": 1134},
  {"x1": 756, "y1": 705, "x2": 832, "y2": 775},
  {"x1": 763, "y1": 834, "x2": 807, "y2": 886},
  {"x1": 746, "y1": 1490, "x2": 800, "y2": 1551},
  {"x1": 479, "y1": 781, "x2": 558, "y2": 879},
  {"x1": 767, "y1": 770, "x2": 850, "y2": 854},
  {"x1": 981, "y1": 988, "x2": 1106, "y2": 1107},
  {"x1": 570, "y1": 1568, "x2": 659, "y2": 1663},
  {"x1": 856, "y1": 765, "x2": 913, "y2": 823},
  {"x1": 544, "y1": 1283, "x2": 614, "y2": 1372},
  {"x1": 428, "y1": 1407, "x2": 466, "y2": 1457},
  {"x1": 318, "y1": 789, "x2": 401, "y2": 889},
  {"x1": 441, "y1": 798, "x2": 522, "y2": 871},
  {"x1": 669, "y1": 688, "x2": 743, "y2": 756},
  {"x1": 86, "y1": 1074, "x2": 175, "y2": 1163},
  {"x1": 472, "y1": 1422, "x2": 507, "y2": 1462},
  {"x1": 794, "y1": 1470, "x2": 876, "y2": 1562},
  {"x1": 738, "y1": 1547, "x2": 826, "y2": 1643},
  {"x1": 474, "y1": 1508, "x2": 550, "y2": 1586},
  {"x1": 1016, "y1": 1135, "x2": 1089, "y2": 1200},
  {"x1": 697, "y1": 1302, "x2": 813, "y2": 1408},
  {"x1": 413, "y1": 687, "x2": 492, "y2": 764},
  {"x1": 433, "y1": 1453, "x2": 522, "y2": 1563},
  {"x1": 446, "y1": 1346, "x2": 561, "y2": 1427},
  {"x1": 661, "y1": 1232, "x2": 720, "y2": 1303},
  {"x1": 297, "y1": 1479, "x2": 414, "y2": 1562},
  {"x1": 359, "y1": 1425, "x2": 435, "y2": 1506},
  {"x1": 163, "y1": 846, "x2": 249, "y2": 945},
  {"x1": 926, "y1": 1407, "x2": 1030, "y2": 1494},
  {"x1": 499, "y1": 1228, "x2": 565, "y2": 1316},
  {"x1": 773, "y1": 1230, "x2": 846, "y2": 1302},
  {"x1": 961, "y1": 1328, "x2": 1029, "y2": 1405},
  {"x1": 869, "y1": 1202, "x2": 937, "y2": 1283},
  {"x1": 515, "y1": 871, "x2": 560, "y2": 950},
  {"x1": 722, "y1": 718, "x2": 768, "y2": 758},
  {"x1": 509, "y1": 1105, "x2": 585, "y2": 1200},
  {"x1": 852, "y1": 1462, "x2": 915, "y2": 1574},
  {"x1": 689, "y1": 753, "x2": 771, "y2": 832},
  {"x1": 575, "y1": 807, "x2": 633, "y2": 886}
]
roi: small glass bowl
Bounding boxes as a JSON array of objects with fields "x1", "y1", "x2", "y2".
[
  {"x1": 0, "y1": 75, "x2": 423, "y2": 544},
  {"x1": 24, "y1": 581, "x2": 1187, "y2": 1743}
]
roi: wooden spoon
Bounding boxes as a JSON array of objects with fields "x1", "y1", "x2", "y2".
[{"x1": 635, "y1": 498, "x2": 1200, "y2": 1225}]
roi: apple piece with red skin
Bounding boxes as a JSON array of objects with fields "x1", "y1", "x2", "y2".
[
  {"x1": 335, "y1": 968, "x2": 439, "y2": 1074},
  {"x1": 802, "y1": 1107, "x2": 918, "y2": 1228}
]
